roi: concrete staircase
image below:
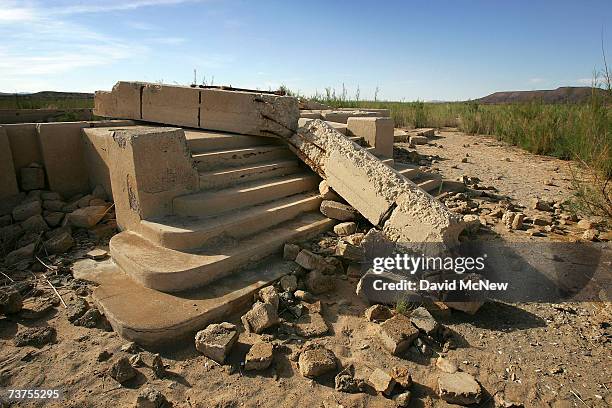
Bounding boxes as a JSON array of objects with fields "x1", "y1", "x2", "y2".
[{"x1": 86, "y1": 126, "x2": 443, "y2": 346}]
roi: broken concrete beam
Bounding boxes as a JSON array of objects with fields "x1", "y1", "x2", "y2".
[
  {"x1": 337, "y1": 107, "x2": 391, "y2": 117},
  {"x1": 285, "y1": 120, "x2": 463, "y2": 252},
  {"x1": 95, "y1": 81, "x2": 299, "y2": 138},
  {"x1": 321, "y1": 110, "x2": 379, "y2": 124},
  {"x1": 347, "y1": 117, "x2": 394, "y2": 158}
]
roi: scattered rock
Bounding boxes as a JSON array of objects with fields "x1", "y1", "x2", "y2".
[
  {"x1": 68, "y1": 206, "x2": 108, "y2": 228},
  {"x1": 577, "y1": 219, "x2": 595, "y2": 229},
  {"x1": 67, "y1": 297, "x2": 90, "y2": 323},
  {"x1": 258, "y1": 286, "x2": 279, "y2": 309},
  {"x1": 335, "y1": 241, "x2": 364, "y2": 262},
  {"x1": 530, "y1": 198, "x2": 552, "y2": 212},
  {"x1": 410, "y1": 135, "x2": 428, "y2": 145},
  {"x1": 21, "y1": 214, "x2": 49, "y2": 233},
  {"x1": 294, "y1": 290, "x2": 314, "y2": 303},
  {"x1": 279, "y1": 275, "x2": 298, "y2": 292},
  {"x1": 20, "y1": 165, "x2": 45, "y2": 191},
  {"x1": 135, "y1": 387, "x2": 170, "y2": 408},
  {"x1": 5, "y1": 242, "x2": 36, "y2": 265},
  {"x1": 244, "y1": 342, "x2": 274, "y2": 371},
  {"x1": 438, "y1": 372, "x2": 482, "y2": 405},
  {"x1": 87, "y1": 248, "x2": 108, "y2": 260},
  {"x1": 283, "y1": 243, "x2": 300, "y2": 261},
  {"x1": 394, "y1": 391, "x2": 412, "y2": 407},
  {"x1": 295, "y1": 249, "x2": 327, "y2": 270},
  {"x1": 436, "y1": 356, "x2": 458, "y2": 373},
  {"x1": 294, "y1": 312, "x2": 329, "y2": 337},
  {"x1": 73, "y1": 308, "x2": 103, "y2": 328},
  {"x1": 44, "y1": 230, "x2": 74, "y2": 254},
  {"x1": 532, "y1": 214, "x2": 553, "y2": 226},
  {"x1": 462, "y1": 214, "x2": 480, "y2": 234},
  {"x1": 12, "y1": 201, "x2": 42, "y2": 222},
  {"x1": 241, "y1": 302, "x2": 278, "y2": 334},
  {"x1": 304, "y1": 269, "x2": 335, "y2": 295},
  {"x1": 14, "y1": 326, "x2": 56, "y2": 347},
  {"x1": 334, "y1": 222, "x2": 357, "y2": 236},
  {"x1": 44, "y1": 212, "x2": 64, "y2": 227},
  {"x1": 108, "y1": 356, "x2": 137, "y2": 384},
  {"x1": 298, "y1": 345, "x2": 337, "y2": 378},
  {"x1": 391, "y1": 366, "x2": 413, "y2": 388},
  {"x1": 194, "y1": 322, "x2": 239, "y2": 363},
  {"x1": 369, "y1": 368, "x2": 396, "y2": 396},
  {"x1": 120, "y1": 342, "x2": 139, "y2": 353},
  {"x1": 582, "y1": 229, "x2": 598, "y2": 241},
  {"x1": 0, "y1": 289, "x2": 23, "y2": 314},
  {"x1": 335, "y1": 367, "x2": 366, "y2": 394},
  {"x1": 19, "y1": 297, "x2": 55, "y2": 319},
  {"x1": 319, "y1": 180, "x2": 340, "y2": 201},
  {"x1": 97, "y1": 350, "x2": 112, "y2": 362},
  {"x1": 319, "y1": 200, "x2": 359, "y2": 221},
  {"x1": 410, "y1": 306, "x2": 440, "y2": 335},
  {"x1": 377, "y1": 314, "x2": 419, "y2": 355},
  {"x1": 511, "y1": 213, "x2": 524, "y2": 230},
  {"x1": 364, "y1": 304, "x2": 392, "y2": 322}
]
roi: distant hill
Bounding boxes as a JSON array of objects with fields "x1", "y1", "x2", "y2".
[
  {"x1": 0, "y1": 91, "x2": 93, "y2": 100},
  {"x1": 473, "y1": 86, "x2": 606, "y2": 104}
]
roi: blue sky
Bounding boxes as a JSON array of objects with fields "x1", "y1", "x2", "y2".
[{"x1": 1, "y1": 0, "x2": 611, "y2": 101}]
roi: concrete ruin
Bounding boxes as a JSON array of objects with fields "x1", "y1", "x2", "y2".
[{"x1": 1, "y1": 81, "x2": 463, "y2": 345}]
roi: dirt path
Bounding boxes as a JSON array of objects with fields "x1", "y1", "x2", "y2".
[{"x1": 0, "y1": 129, "x2": 610, "y2": 408}]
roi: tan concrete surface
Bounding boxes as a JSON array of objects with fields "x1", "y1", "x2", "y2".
[
  {"x1": 347, "y1": 117, "x2": 394, "y2": 158},
  {"x1": 95, "y1": 82, "x2": 300, "y2": 138},
  {"x1": 37, "y1": 122, "x2": 90, "y2": 197},
  {"x1": 3, "y1": 123, "x2": 43, "y2": 172}
]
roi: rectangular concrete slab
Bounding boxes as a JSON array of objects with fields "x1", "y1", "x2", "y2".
[
  {"x1": 94, "y1": 81, "x2": 300, "y2": 138},
  {"x1": 347, "y1": 117, "x2": 394, "y2": 158},
  {"x1": 37, "y1": 122, "x2": 90, "y2": 197}
]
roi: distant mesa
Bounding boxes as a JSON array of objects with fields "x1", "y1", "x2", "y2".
[{"x1": 472, "y1": 86, "x2": 606, "y2": 104}]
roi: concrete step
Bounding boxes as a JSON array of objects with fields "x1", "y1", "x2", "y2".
[
  {"x1": 185, "y1": 129, "x2": 280, "y2": 154},
  {"x1": 81, "y1": 256, "x2": 294, "y2": 347},
  {"x1": 174, "y1": 173, "x2": 320, "y2": 217},
  {"x1": 380, "y1": 158, "x2": 394, "y2": 167},
  {"x1": 140, "y1": 193, "x2": 322, "y2": 250},
  {"x1": 193, "y1": 145, "x2": 294, "y2": 172},
  {"x1": 416, "y1": 175, "x2": 443, "y2": 194},
  {"x1": 198, "y1": 159, "x2": 303, "y2": 190},
  {"x1": 110, "y1": 212, "x2": 334, "y2": 293},
  {"x1": 393, "y1": 163, "x2": 420, "y2": 180}
]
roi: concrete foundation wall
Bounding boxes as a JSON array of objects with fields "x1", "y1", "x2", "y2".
[{"x1": 0, "y1": 127, "x2": 19, "y2": 200}]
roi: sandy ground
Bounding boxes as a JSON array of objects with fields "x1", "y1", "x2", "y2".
[{"x1": 0, "y1": 129, "x2": 610, "y2": 408}]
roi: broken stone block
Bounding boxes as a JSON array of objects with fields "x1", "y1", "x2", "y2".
[
  {"x1": 19, "y1": 297, "x2": 55, "y2": 320},
  {"x1": 295, "y1": 249, "x2": 327, "y2": 270},
  {"x1": 462, "y1": 214, "x2": 481, "y2": 234},
  {"x1": 108, "y1": 356, "x2": 137, "y2": 384},
  {"x1": 391, "y1": 366, "x2": 413, "y2": 389},
  {"x1": 44, "y1": 212, "x2": 64, "y2": 227},
  {"x1": 298, "y1": 345, "x2": 336, "y2": 378},
  {"x1": 582, "y1": 229, "x2": 598, "y2": 241},
  {"x1": 294, "y1": 290, "x2": 314, "y2": 303},
  {"x1": 21, "y1": 214, "x2": 49, "y2": 234},
  {"x1": 335, "y1": 367, "x2": 366, "y2": 393},
  {"x1": 43, "y1": 200, "x2": 66, "y2": 212},
  {"x1": 319, "y1": 180, "x2": 340, "y2": 201},
  {"x1": 377, "y1": 314, "x2": 419, "y2": 355},
  {"x1": 41, "y1": 192, "x2": 61, "y2": 201},
  {"x1": 72, "y1": 308, "x2": 103, "y2": 328},
  {"x1": 280, "y1": 274, "x2": 298, "y2": 292},
  {"x1": 364, "y1": 304, "x2": 392, "y2": 322},
  {"x1": 258, "y1": 286, "x2": 279, "y2": 309},
  {"x1": 14, "y1": 326, "x2": 56, "y2": 347},
  {"x1": 68, "y1": 206, "x2": 108, "y2": 228},
  {"x1": 20, "y1": 165, "x2": 45, "y2": 191},
  {"x1": 334, "y1": 221, "x2": 357, "y2": 236},
  {"x1": 241, "y1": 302, "x2": 278, "y2": 334},
  {"x1": 194, "y1": 322, "x2": 239, "y2": 363},
  {"x1": 436, "y1": 356, "x2": 458, "y2": 373},
  {"x1": 347, "y1": 117, "x2": 394, "y2": 158},
  {"x1": 294, "y1": 312, "x2": 329, "y2": 337},
  {"x1": 320, "y1": 200, "x2": 358, "y2": 221},
  {"x1": 283, "y1": 243, "x2": 300, "y2": 261},
  {"x1": 67, "y1": 297, "x2": 90, "y2": 323},
  {"x1": 530, "y1": 197, "x2": 552, "y2": 212},
  {"x1": 410, "y1": 306, "x2": 440, "y2": 335},
  {"x1": 368, "y1": 368, "x2": 396, "y2": 396},
  {"x1": 0, "y1": 289, "x2": 23, "y2": 314},
  {"x1": 511, "y1": 213, "x2": 524, "y2": 230},
  {"x1": 335, "y1": 241, "x2": 364, "y2": 262},
  {"x1": 87, "y1": 248, "x2": 109, "y2": 260},
  {"x1": 438, "y1": 372, "x2": 482, "y2": 405},
  {"x1": 44, "y1": 230, "x2": 74, "y2": 254},
  {"x1": 409, "y1": 135, "x2": 428, "y2": 145},
  {"x1": 394, "y1": 391, "x2": 412, "y2": 407},
  {"x1": 304, "y1": 269, "x2": 335, "y2": 295},
  {"x1": 12, "y1": 200, "x2": 42, "y2": 222},
  {"x1": 5, "y1": 242, "x2": 36, "y2": 265},
  {"x1": 135, "y1": 387, "x2": 170, "y2": 408},
  {"x1": 244, "y1": 342, "x2": 274, "y2": 371}
]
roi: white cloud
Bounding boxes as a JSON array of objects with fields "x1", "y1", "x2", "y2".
[
  {"x1": 529, "y1": 77, "x2": 545, "y2": 84},
  {"x1": 576, "y1": 78, "x2": 595, "y2": 85}
]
